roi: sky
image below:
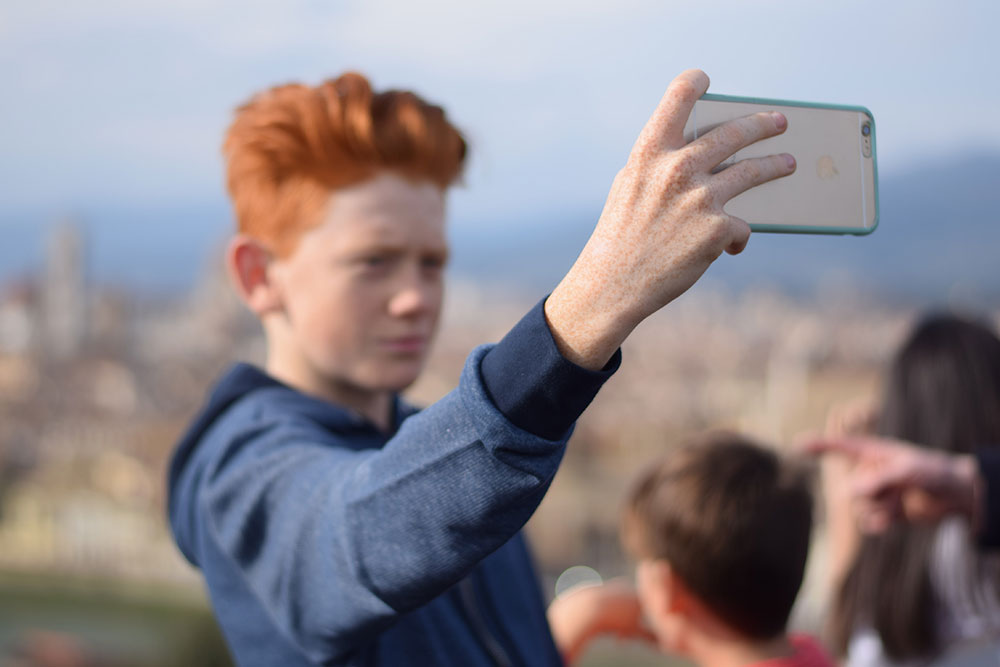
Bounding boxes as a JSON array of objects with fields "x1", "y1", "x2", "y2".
[{"x1": 1, "y1": 1, "x2": 998, "y2": 237}]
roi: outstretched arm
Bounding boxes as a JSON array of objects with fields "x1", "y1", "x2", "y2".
[{"x1": 545, "y1": 69, "x2": 795, "y2": 370}]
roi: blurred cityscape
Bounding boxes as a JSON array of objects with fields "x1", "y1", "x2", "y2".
[{"x1": 1, "y1": 220, "x2": 998, "y2": 665}]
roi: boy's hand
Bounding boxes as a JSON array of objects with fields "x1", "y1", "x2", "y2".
[
  {"x1": 547, "y1": 579, "x2": 657, "y2": 665},
  {"x1": 545, "y1": 69, "x2": 796, "y2": 370}
]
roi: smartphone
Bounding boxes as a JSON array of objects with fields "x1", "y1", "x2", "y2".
[{"x1": 683, "y1": 94, "x2": 878, "y2": 235}]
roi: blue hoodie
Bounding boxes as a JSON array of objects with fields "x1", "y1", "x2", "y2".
[{"x1": 167, "y1": 301, "x2": 619, "y2": 665}]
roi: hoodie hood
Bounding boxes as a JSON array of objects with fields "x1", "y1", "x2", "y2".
[
  {"x1": 166, "y1": 363, "x2": 419, "y2": 565},
  {"x1": 166, "y1": 363, "x2": 284, "y2": 564}
]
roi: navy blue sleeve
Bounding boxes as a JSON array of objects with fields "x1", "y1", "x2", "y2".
[
  {"x1": 480, "y1": 298, "x2": 621, "y2": 440},
  {"x1": 976, "y1": 449, "x2": 1000, "y2": 549}
]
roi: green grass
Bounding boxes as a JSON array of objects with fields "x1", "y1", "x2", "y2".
[{"x1": 0, "y1": 570, "x2": 232, "y2": 666}]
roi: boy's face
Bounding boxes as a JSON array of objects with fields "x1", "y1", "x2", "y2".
[{"x1": 268, "y1": 171, "x2": 448, "y2": 395}]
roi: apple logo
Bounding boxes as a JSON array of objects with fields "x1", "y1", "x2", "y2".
[{"x1": 816, "y1": 155, "x2": 839, "y2": 179}]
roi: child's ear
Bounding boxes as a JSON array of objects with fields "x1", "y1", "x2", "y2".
[
  {"x1": 226, "y1": 235, "x2": 283, "y2": 315},
  {"x1": 664, "y1": 567, "x2": 700, "y2": 616},
  {"x1": 637, "y1": 559, "x2": 673, "y2": 618},
  {"x1": 637, "y1": 560, "x2": 690, "y2": 652},
  {"x1": 640, "y1": 560, "x2": 702, "y2": 616}
]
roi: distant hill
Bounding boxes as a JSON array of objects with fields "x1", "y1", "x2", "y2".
[
  {"x1": 2, "y1": 152, "x2": 998, "y2": 302},
  {"x1": 449, "y1": 152, "x2": 1000, "y2": 302},
  {"x1": 0, "y1": 199, "x2": 232, "y2": 295}
]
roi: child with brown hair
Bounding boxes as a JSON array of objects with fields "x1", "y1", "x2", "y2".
[{"x1": 551, "y1": 432, "x2": 833, "y2": 666}]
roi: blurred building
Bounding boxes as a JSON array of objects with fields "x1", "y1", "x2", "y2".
[
  {"x1": 41, "y1": 222, "x2": 87, "y2": 360},
  {"x1": 0, "y1": 282, "x2": 35, "y2": 356}
]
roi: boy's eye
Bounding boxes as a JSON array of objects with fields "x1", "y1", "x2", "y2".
[
  {"x1": 422, "y1": 256, "x2": 446, "y2": 271},
  {"x1": 358, "y1": 255, "x2": 389, "y2": 269}
]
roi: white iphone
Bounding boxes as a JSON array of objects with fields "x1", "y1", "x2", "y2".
[{"x1": 684, "y1": 94, "x2": 878, "y2": 235}]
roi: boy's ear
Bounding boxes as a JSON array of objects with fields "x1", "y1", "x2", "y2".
[
  {"x1": 640, "y1": 560, "x2": 698, "y2": 618},
  {"x1": 637, "y1": 559, "x2": 692, "y2": 653},
  {"x1": 226, "y1": 235, "x2": 283, "y2": 316},
  {"x1": 665, "y1": 567, "x2": 700, "y2": 616},
  {"x1": 637, "y1": 560, "x2": 672, "y2": 619}
]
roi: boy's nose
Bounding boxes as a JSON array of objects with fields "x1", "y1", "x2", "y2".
[{"x1": 387, "y1": 275, "x2": 438, "y2": 319}]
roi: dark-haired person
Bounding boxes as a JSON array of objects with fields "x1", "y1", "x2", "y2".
[
  {"x1": 805, "y1": 437, "x2": 1000, "y2": 544},
  {"x1": 166, "y1": 69, "x2": 797, "y2": 666},
  {"x1": 813, "y1": 314, "x2": 1000, "y2": 666},
  {"x1": 549, "y1": 432, "x2": 833, "y2": 667}
]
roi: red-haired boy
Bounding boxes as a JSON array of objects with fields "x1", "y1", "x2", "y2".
[{"x1": 167, "y1": 71, "x2": 796, "y2": 665}]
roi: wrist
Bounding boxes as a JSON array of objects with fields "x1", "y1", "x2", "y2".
[{"x1": 545, "y1": 270, "x2": 639, "y2": 371}]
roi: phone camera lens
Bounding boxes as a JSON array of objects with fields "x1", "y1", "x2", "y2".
[{"x1": 862, "y1": 123, "x2": 871, "y2": 137}]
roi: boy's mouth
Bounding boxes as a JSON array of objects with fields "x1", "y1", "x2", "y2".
[{"x1": 380, "y1": 336, "x2": 427, "y2": 354}]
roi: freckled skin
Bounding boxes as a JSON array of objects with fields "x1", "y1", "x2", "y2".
[
  {"x1": 544, "y1": 69, "x2": 796, "y2": 370},
  {"x1": 230, "y1": 172, "x2": 449, "y2": 431}
]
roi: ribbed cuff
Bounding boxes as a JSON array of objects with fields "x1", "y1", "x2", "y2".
[{"x1": 479, "y1": 298, "x2": 621, "y2": 441}]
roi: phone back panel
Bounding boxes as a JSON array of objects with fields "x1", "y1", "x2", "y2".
[{"x1": 683, "y1": 95, "x2": 878, "y2": 234}]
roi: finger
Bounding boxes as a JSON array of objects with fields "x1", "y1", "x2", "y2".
[
  {"x1": 853, "y1": 460, "x2": 911, "y2": 504},
  {"x1": 801, "y1": 435, "x2": 890, "y2": 459},
  {"x1": 633, "y1": 69, "x2": 710, "y2": 155},
  {"x1": 714, "y1": 153, "x2": 796, "y2": 203},
  {"x1": 723, "y1": 216, "x2": 751, "y2": 255},
  {"x1": 801, "y1": 436, "x2": 867, "y2": 458},
  {"x1": 688, "y1": 111, "x2": 788, "y2": 169}
]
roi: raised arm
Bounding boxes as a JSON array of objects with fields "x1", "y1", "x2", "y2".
[{"x1": 545, "y1": 69, "x2": 795, "y2": 369}]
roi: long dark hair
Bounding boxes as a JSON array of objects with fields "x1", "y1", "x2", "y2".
[{"x1": 831, "y1": 313, "x2": 1000, "y2": 660}]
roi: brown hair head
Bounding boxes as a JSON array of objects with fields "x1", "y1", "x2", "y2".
[
  {"x1": 832, "y1": 313, "x2": 1000, "y2": 661},
  {"x1": 223, "y1": 72, "x2": 467, "y2": 256},
  {"x1": 622, "y1": 431, "x2": 814, "y2": 640}
]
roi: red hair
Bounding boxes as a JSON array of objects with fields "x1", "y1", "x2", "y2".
[{"x1": 223, "y1": 72, "x2": 467, "y2": 256}]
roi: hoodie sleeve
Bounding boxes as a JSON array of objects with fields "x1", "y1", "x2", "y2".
[{"x1": 180, "y1": 300, "x2": 618, "y2": 663}]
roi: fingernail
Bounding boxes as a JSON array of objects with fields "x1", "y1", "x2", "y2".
[
  {"x1": 784, "y1": 154, "x2": 796, "y2": 170},
  {"x1": 772, "y1": 112, "x2": 787, "y2": 131}
]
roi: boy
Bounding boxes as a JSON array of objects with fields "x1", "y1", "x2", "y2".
[
  {"x1": 167, "y1": 70, "x2": 795, "y2": 666},
  {"x1": 621, "y1": 432, "x2": 832, "y2": 667},
  {"x1": 550, "y1": 433, "x2": 831, "y2": 666}
]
